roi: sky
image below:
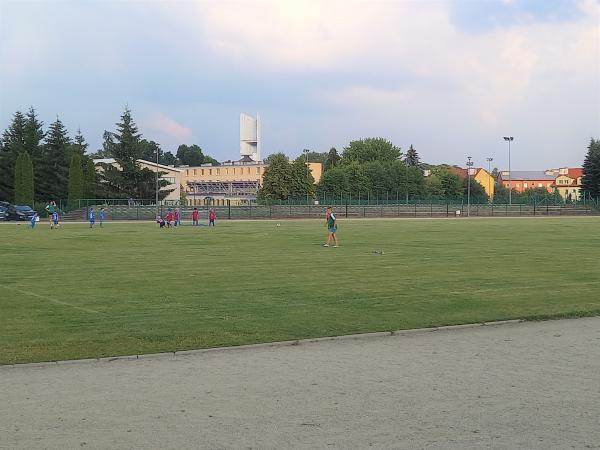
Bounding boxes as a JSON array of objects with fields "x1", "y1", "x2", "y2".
[{"x1": 1, "y1": 0, "x2": 599, "y2": 171}]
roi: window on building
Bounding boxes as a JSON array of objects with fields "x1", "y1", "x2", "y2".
[
  {"x1": 193, "y1": 169, "x2": 197, "y2": 176},
  {"x1": 160, "y1": 177, "x2": 175, "y2": 185},
  {"x1": 186, "y1": 169, "x2": 189, "y2": 175},
  {"x1": 209, "y1": 169, "x2": 212, "y2": 175},
  {"x1": 524, "y1": 183, "x2": 528, "y2": 188},
  {"x1": 256, "y1": 167, "x2": 260, "y2": 174},
  {"x1": 247, "y1": 168, "x2": 250, "y2": 174},
  {"x1": 201, "y1": 169, "x2": 204, "y2": 175},
  {"x1": 216, "y1": 169, "x2": 220, "y2": 175}
]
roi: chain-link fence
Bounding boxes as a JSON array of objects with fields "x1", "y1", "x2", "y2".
[{"x1": 56, "y1": 197, "x2": 599, "y2": 222}]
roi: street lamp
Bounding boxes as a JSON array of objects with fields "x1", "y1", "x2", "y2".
[
  {"x1": 486, "y1": 157, "x2": 493, "y2": 203},
  {"x1": 466, "y1": 156, "x2": 473, "y2": 217},
  {"x1": 503, "y1": 137, "x2": 514, "y2": 205},
  {"x1": 303, "y1": 149, "x2": 310, "y2": 205}
]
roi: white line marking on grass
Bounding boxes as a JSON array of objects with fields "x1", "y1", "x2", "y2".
[{"x1": 6, "y1": 286, "x2": 100, "y2": 314}]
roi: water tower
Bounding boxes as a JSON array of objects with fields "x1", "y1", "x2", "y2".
[{"x1": 240, "y1": 113, "x2": 261, "y2": 161}]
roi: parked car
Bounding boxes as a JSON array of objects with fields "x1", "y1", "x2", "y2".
[
  {"x1": 5, "y1": 205, "x2": 36, "y2": 221},
  {"x1": 0, "y1": 205, "x2": 8, "y2": 221}
]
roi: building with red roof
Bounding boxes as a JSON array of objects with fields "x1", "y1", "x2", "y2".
[{"x1": 555, "y1": 168, "x2": 583, "y2": 201}]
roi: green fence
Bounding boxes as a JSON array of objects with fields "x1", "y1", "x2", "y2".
[{"x1": 57, "y1": 200, "x2": 599, "y2": 222}]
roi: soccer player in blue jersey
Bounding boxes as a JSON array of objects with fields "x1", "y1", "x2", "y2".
[
  {"x1": 99, "y1": 207, "x2": 105, "y2": 227},
  {"x1": 30, "y1": 212, "x2": 37, "y2": 229},
  {"x1": 89, "y1": 207, "x2": 95, "y2": 229},
  {"x1": 52, "y1": 211, "x2": 59, "y2": 228}
]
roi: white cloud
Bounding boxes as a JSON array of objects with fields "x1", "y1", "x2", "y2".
[
  {"x1": 2, "y1": 0, "x2": 598, "y2": 167},
  {"x1": 175, "y1": 0, "x2": 598, "y2": 130},
  {"x1": 141, "y1": 112, "x2": 192, "y2": 142}
]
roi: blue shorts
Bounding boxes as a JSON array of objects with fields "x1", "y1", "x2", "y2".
[{"x1": 328, "y1": 227, "x2": 337, "y2": 234}]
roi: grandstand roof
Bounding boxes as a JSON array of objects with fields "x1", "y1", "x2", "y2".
[{"x1": 93, "y1": 158, "x2": 183, "y2": 172}]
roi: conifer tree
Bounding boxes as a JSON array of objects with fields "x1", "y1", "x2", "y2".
[
  {"x1": 23, "y1": 108, "x2": 45, "y2": 200},
  {"x1": 582, "y1": 138, "x2": 600, "y2": 199},
  {"x1": 0, "y1": 111, "x2": 27, "y2": 201},
  {"x1": 98, "y1": 108, "x2": 170, "y2": 199},
  {"x1": 82, "y1": 156, "x2": 97, "y2": 198},
  {"x1": 13, "y1": 152, "x2": 24, "y2": 203},
  {"x1": 404, "y1": 145, "x2": 420, "y2": 167},
  {"x1": 67, "y1": 153, "x2": 84, "y2": 208},
  {"x1": 14, "y1": 151, "x2": 34, "y2": 205},
  {"x1": 40, "y1": 116, "x2": 71, "y2": 200}
]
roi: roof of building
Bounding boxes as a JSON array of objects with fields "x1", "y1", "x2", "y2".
[
  {"x1": 93, "y1": 158, "x2": 183, "y2": 173},
  {"x1": 499, "y1": 171, "x2": 555, "y2": 181},
  {"x1": 448, "y1": 167, "x2": 487, "y2": 178},
  {"x1": 568, "y1": 168, "x2": 583, "y2": 178}
]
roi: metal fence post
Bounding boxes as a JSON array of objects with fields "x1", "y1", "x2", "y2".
[{"x1": 228, "y1": 200, "x2": 231, "y2": 220}]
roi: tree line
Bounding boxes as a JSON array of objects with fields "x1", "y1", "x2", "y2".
[
  {"x1": 258, "y1": 138, "x2": 491, "y2": 203},
  {"x1": 0, "y1": 108, "x2": 96, "y2": 207},
  {"x1": 0, "y1": 107, "x2": 218, "y2": 208},
  {"x1": 2, "y1": 107, "x2": 598, "y2": 208}
]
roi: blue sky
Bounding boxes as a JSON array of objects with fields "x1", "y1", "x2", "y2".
[{"x1": 1, "y1": 0, "x2": 598, "y2": 170}]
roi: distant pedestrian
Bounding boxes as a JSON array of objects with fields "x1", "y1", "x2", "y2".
[
  {"x1": 99, "y1": 207, "x2": 105, "y2": 227},
  {"x1": 323, "y1": 206, "x2": 339, "y2": 248},
  {"x1": 191, "y1": 208, "x2": 199, "y2": 226},
  {"x1": 89, "y1": 207, "x2": 95, "y2": 229},
  {"x1": 174, "y1": 208, "x2": 181, "y2": 227},
  {"x1": 208, "y1": 208, "x2": 216, "y2": 226}
]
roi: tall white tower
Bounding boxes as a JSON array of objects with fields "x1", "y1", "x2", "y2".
[{"x1": 240, "y1": 113, "x2": 261, "y2": 161}]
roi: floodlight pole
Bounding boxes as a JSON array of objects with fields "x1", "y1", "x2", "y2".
[
  {"x1": 303, "y1": 149, "x2": 310, "y2": 205},
  {"x1": 486, "y1": 157, "x2": 493, "y2": 203},
  {"x1": 466, "y1": 156, "x2": 473, "y2": 217},
  {"x1": 503, "y1": 136, "x2": 514, "y2": 205},
  {"x1": 155, "y1": 145, "x2": 159, "y2": 216}
]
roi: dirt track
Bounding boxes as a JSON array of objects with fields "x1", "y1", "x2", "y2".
[{"x1": 1, "y1": 317, "x2": 599, "y2": 449}]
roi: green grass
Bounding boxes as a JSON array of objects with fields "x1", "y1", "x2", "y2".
[{"x1": 1, "y1": 217, "x2": 599, "y2": 364}]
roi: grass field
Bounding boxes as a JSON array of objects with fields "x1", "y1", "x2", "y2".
[{"x1": 1, "y1": 217, "x2": 599, "y2": 364}]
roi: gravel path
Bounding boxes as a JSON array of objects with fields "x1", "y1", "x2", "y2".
[{"x1": 2, "y1": 317, "x2": 599, "y2": 449}]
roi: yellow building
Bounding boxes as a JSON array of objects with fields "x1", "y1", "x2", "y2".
[
  {"x1": 93, "y1": 158, "x2": 183, "y2": 202},
  {"x1": 450, "y1": 167, "x2": 495, "y2": 200},
  {"x1": 182, "y1": 157, "x2": 322, "y2": 205},
  {"x1": 554, "y1": 168, "x2": 583, "y2": 201}
]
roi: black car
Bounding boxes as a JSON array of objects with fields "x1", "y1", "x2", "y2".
[
  {"x1": 0, "y1": 205, "x2": 7, "y2": 221},
  {"x1": 5, "y1": 205, "x2": 36, "y2": 221}
]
